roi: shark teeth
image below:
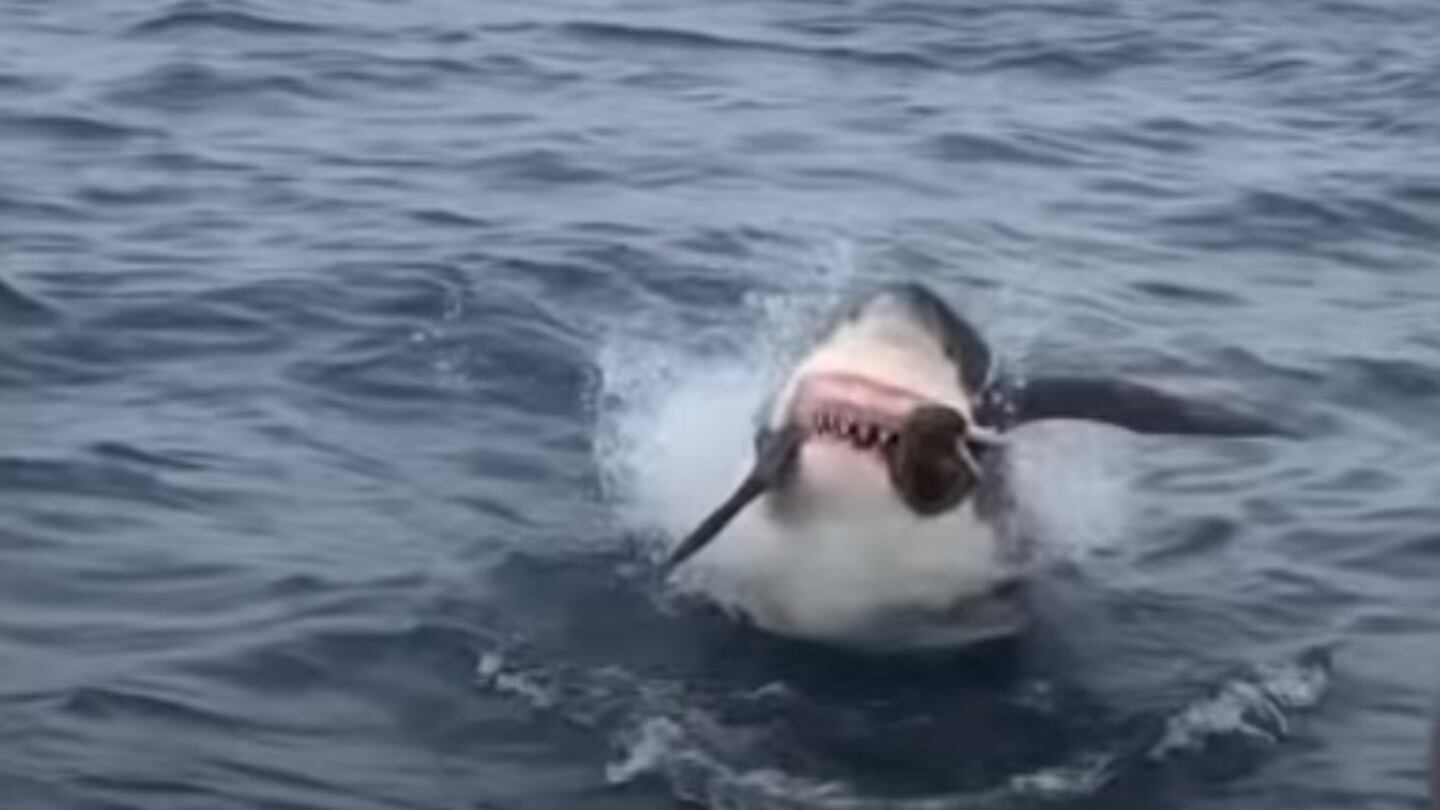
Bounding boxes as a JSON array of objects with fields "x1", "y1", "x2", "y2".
[{"x1": 809, "y1": 408, "x2": 898, "y2": 450}]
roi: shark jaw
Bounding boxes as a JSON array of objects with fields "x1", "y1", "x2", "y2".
[{"x1": 787, "y1": 371, "x2": 923, "y2": 505}]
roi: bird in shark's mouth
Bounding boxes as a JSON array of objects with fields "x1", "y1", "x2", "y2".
[{"x1": 663, "y1": 283, "x2": 1288, "y2": 651}]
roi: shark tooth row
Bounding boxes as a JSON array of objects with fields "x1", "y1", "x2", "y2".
[{"x1": 811, "y1": 409, "x2": 899, "y2": 449}]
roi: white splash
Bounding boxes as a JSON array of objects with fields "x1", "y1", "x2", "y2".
[
  {"x1": 591, "y1": 258, "x2": 850, "y2": 555},
  {"x1": 606, "y1": 717, "x2": 1118, "y2": 810},
  {"x1": 1006, "y1": 753, "x2": 1119, "y2": 800},
  {"x1": 595, "y1": 346, "x2": 778, "y2": 551},
  {"x1": 481, "y1": 639, "x2": 1334, "y2": 810},
  {"x1": 1004, "y1": 420, "x2": 1135, "y2": 565},
  {"x1": 606, "y1": 716, "x2": 685, "y2": 785},
  {"x1": 475, "y1": 650, "x2": 557, "y2": 710},
  {"x1": 1148, "y1": 648, "x2": 1333, "y2": 759}
]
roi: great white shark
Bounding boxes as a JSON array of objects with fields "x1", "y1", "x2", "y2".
[{"x1": 663, "y1": 282, "x2": 1283, "y2": 652}]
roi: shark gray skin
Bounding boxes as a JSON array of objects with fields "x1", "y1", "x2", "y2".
[{"x1": 665, "y1": 282, "x2": 1284, "y2": 652}]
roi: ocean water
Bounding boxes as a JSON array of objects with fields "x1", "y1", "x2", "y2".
[{"x1": 3, "y1": 1, "x2": 1439, "y2": 808}]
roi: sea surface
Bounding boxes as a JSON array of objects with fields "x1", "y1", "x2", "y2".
[{"x1": 3, "y1": 1, "x2": 1439, "y2": 808}]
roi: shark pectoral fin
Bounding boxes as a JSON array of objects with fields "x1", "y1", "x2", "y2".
[
  {"x1": 662, "y1": 475, "x2": 767, "y2": 574},
  {"x1": 663, "y1": 425, "x2": 802, "y2": 573},
  {"x1": 1011, "y1": 376, "x2": 1291, "y2": 437},
  {"x1": 749, "y1": 423, "x2": 804, "y2": 486}
]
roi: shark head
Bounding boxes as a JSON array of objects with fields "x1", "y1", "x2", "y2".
[{"x1": 764, "y1": 282, "x2": 998, "y2": 518}]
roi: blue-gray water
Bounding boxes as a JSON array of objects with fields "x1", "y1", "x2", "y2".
[{"x1": 3, "y1": 1, "x2": 1439, "y2": 808}]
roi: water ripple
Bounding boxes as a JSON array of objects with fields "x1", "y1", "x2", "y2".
[
  {"x1": 0, "y1": 112, "x2": 154, "y2": 144},
  {"x1": 0, "y1": 276, "x2": 57, "y2": 323},
  {"x1": 924, "y1": 132, "x2": 1084, "y2": 168},
  {"x1": 0, "y1": 456, "x2": 226, "y2": 511},
  {"x1": 127, "y1": 1, "x2": 325, "y2": 38},
  {"x1": 103, "y1": 61, "x2": 331, "y2": 113},
  {"x1": 561, "y1": 20, "x2": 942, "y2": 72}
]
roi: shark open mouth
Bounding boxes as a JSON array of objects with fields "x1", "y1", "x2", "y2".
[
  {"x1": 790, "y1": 372, "x2": 929, "y2": 456},
  {"x1": 665, "y1": 372, "x2": 987, "y2": 573},
  {"x1": 789, "y1": 371, "x2": 989, "y2": 516}
]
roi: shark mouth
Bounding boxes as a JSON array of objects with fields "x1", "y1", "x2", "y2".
[
  {"x1": 789, "y1": 373, "x2": 928, "y2": 457},
  {"x1": 665, "y1": 372, "x2": 990, "y2": 573},
  {"x1": 788, "y1": 371, "x2": 991, "y2": 517}
]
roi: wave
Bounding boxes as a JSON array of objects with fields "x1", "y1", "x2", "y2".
[
  {"x1": 924, "y1": 132, "x2": 1085, "y2": 169},
  {"x1": 128, "y1": 1, "x2": 324, "y2": 38},
  {"x1": 0, "y1": 112, "x2": 153, "y2": 144},
  {"x1": 561, "y1": 21, "x2": 941, "y2": 72},
  {"x1": 102, "y1": 61, "x2": 330, "y2": 112},
  {"x1": 1159, "y1": 188, "x2": 1440, "y2": 252},
  {"x1": 0, "y1": 276, "x2": 57, "y2": 324},
  {"x1": 0, "y1": 455, "x2": 229, "y2": 512},
  {"x1": 479, "y1": 637, "x2": 1334, "y2": 809}
]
